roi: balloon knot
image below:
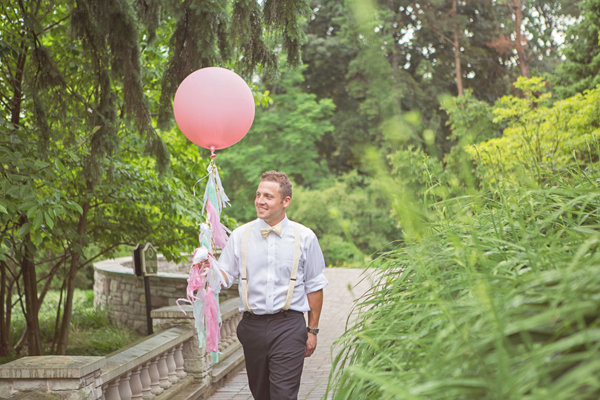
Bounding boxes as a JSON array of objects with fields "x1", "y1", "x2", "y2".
[{"x1": 210, "y1": 146, "x2": 217, "y2": 159}]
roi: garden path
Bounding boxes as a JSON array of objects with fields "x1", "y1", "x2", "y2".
[{"x1": 207, "y1": 267, "x2": 374, "y2": 400}]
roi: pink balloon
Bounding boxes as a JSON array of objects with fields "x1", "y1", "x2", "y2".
[{"x1": 173, "y1": 67, "x2": 255, "y2": 151}]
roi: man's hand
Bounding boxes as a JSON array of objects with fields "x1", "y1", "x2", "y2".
[{"x1": 305, "y1": 333, "x2": 317, "y2": 358}]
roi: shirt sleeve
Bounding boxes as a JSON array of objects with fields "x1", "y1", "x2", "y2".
[
  {"x1": 303, "y1": 232, "x2": 328, "y2": 293},
  {"x1": 217, "y1": 231, "x2": 239, "y2": 289}
]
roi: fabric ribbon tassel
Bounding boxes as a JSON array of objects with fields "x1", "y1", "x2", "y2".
[
  {"x1": 193, "y1": 296, "x2": 206, "y2": 347},
  {"x1": 177, "y1": 159, "x2": 230, "y2": 359},
  {"x1": 204, "y1": 286, "x2": 220, "y2": 354},
  {"x1": 206, "y1": 200, "x2": 228, "y2": 249}
]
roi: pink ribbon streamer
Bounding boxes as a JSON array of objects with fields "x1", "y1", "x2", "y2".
[
  {"x1": 176, "y1": 257, "x2": 208, "y2": 312},
  {"x1": 204, "y1": 286, "x2": 220, "y2": 353},
  {"x1": 206, "y1": 200, "x2": 228, "y2": 249}
]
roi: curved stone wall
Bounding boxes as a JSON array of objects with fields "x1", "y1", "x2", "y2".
[{"x1": 93, "y1": 256, "x2": 237, "y2": 333}]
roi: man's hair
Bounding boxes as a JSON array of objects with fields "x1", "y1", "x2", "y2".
[{"x1": 260, "y1": 170, "x2": 292, "y2": 199}]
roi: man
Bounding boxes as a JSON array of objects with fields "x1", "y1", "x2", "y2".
[{"x1": 218, "y1": 170, "x2": 328, "y2": 400}]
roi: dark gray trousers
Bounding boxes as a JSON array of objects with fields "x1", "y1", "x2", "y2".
[{"x1": 236, "y1": 310, "x2": 307, "y2": 400}]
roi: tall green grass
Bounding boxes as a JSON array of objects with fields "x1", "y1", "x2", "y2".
[{"x1": 328, "y1": 168, "x2": 600, "y2": 399}]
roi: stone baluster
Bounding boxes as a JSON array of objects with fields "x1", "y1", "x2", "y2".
[
  {"x1": 167, "y1": 347, "x2": 178, "y2": 384},
  {"x1": 149, "y1": 358, "x2": 163, "y2": 395},
  {"x1": 227, "y1": 319, "x2": 235, "y2": 339},
  {"x1": 130, "y1": 367, "x2": 144, "y2": 400},
  {"x1": 139, "y1": 363, "x2": 153, "y2": 399},
  {"x1": 230, "y1": 319, "x2": 236, "y2": 338},
  {"x1": 105, "y1": 379, "x2": 121, "y2": 400},
  {"x1": 175, "y1": 344, "x2": 186, "y2": 379},
  {"x1": 233, "y1": 316, "x2": 239, "y2": 335},
  {"x1": 229, "y1": 318, "x2": 239, "y2": 342},
  {"x1": 100, "y1": 382, "x2": 108, "y2": 400},
  {"x1": 157, "y1": 353, "x2": 171, "y2": 389},
  {"x1": 221, "y1": 320, "x2": 229, "y2": 339},
  {"x1": 220, "y1": 321, "x2": 229, "y2": 349},
  {"x1": 118, "y1": 372, "x2": 133, "y2": 400}
]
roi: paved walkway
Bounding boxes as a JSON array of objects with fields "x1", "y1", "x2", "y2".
[{"x1": 207, "y1": 267, "x2": 374, "y2": 400}]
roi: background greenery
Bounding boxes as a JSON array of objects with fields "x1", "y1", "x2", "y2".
[
  {"x1": 0, "y1": 289, "x2": 142, "y2": 364},
  {"x1": 1, "y1": 0, "x2": 600, "y2": 396}
]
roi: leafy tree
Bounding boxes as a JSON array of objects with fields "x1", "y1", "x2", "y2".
[
  {"x1": 551, "y1": 0, "x2": 600, "y2": 98},
  {"x1": 217, "y1": 66, "x2": 334, "y2": 223},
  {"x1": 301, "y1": 0, "x2": 576, "y2": 174},
  {"x1": 486, "y1": 0, "x2": 580, "y2": 79},
  {"x1": 303, "y1": 0, "x2": 516, "y2": 169},
  {"x1": 302, "y1": 0, "x2": 363, "y2": 172}
]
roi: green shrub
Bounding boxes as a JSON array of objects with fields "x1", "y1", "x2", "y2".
[
  {"x1": 4, "y1": 290, "x2": 143, "y2": 362},
  {"x1": 289, "y1": 171, "x2": 401, "y2": 267},
  {"x1": 468, "y1": 78, "x2": 600, "y2": 184},
  {"x1": 328, "y1": 168, "x2": 600, "y2": 399}
]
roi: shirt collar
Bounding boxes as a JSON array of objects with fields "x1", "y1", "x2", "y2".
[{"x1": 257, "y1": 215, "x2": 288, "y2": 230}]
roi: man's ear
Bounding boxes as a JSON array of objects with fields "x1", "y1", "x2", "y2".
[{"x1": 283, "y1": 196, "x2": 291, "y2": 208}]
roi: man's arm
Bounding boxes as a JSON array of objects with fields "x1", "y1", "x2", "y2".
[{"x1": 305, "y1": 289, "x2": 323, "y2": 358}]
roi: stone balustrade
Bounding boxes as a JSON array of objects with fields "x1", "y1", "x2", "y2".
[
  {"x1": 100, "y1": 326, "x2": 193, "y2": 400},
  {"x1": 0, "y1": 298, "x2": 244, "y2": 400}
]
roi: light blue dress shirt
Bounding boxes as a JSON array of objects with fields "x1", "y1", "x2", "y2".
[{"x1": 219, "y1": 216, "x2": 328, "y2": 314}]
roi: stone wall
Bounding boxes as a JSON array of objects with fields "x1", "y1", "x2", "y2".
[
  {"x1": 0, "y1": 356, "x2": 105, "y2": 399},
  {"x1": 94, "y1": 256, "x2": 237, "y2": 334}
]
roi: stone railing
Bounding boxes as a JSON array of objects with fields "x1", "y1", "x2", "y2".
[
  {"x1": 0, "y1": 298, "x2": 244, "y2": 400},
  {"x1": 100, "y1": 327, "x2": 193, "y2": 399}
]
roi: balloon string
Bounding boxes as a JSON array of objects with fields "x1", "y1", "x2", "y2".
[{"x1": 193, "y1": 173, "x2": 210, "y2": 197}]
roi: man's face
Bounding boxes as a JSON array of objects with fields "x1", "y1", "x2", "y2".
[{"x1": 255, "y1": 180, "x2": 290, "y2": 226}]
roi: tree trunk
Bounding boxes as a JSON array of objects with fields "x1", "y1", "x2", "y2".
[
  {"x1": 511, "y1": 0, "x2": 529, "y2": 77},
  {"x1": 10, "y1": 43, "x2": 28, "y2": 127},
  {"x1": 55, "y1": 202, "x2": 89, "y2": 354},
  {"x1": 55, "y1": 257, "x2": 78, "y2": 354},
  {"x1": 0, "y1": 262, "x2": 13, "y2": 356},
  {"x1": 451, "y1": 0, "x2": 463, "y2": 96},
  {"x1": 21, "y1": 224, "x2": 43, "y2": 355},
  {"x1": 453, "y1": 29, "x2": 463, "y2": 96}
]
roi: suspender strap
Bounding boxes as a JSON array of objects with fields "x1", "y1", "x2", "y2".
[
  {"x1": 240, "y1": 221, "x2": 302, "y2": 313},
  {"x1": 240, "y1": 223, "x2": 253, "y2": 313},
  {"x1": 282, "y1": 224, "x2": 301, "y2": 311}
]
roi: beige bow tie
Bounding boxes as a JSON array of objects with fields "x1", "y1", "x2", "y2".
[{"x1": 260, "y1": 224, "x2": 282, "y2": 238}]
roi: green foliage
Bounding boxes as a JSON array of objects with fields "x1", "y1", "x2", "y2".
[
  {"x1": 328, "y1": 68, "x2": 600, "y2": 398},
  {"x1": 3, "y1": 290, "x2": 143, "y2": 362},
  {"x1": 328, "y1": 164, "x2": 600, "y2": 400},
  {"x1": 551, "y1": 0, "x2": 600, "y2": 98},
  {"x1": 217, "y1": 66, "x2": 334, "y2": 222},
  {"x1": 301, "y1": 0, "x2": 362, "y2": 172},
  {"x1": 441, "y1": 90, "x2": 501, "y2": 147},
  {"x1": 467, "y1": 77, "x2": 600, "y2": 184},
  {"x1": 440, "y1": 90, "x2": 502, "y2": 188},
  {"x1": 289, "y1": 171, "x2": 401, "y2": 267}
]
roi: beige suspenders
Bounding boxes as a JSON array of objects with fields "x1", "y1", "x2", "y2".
[
  {"x1": 240, "y1": 224, "x2": 253, "y2": 313},
  {"x1": 240, "y1": 221, "x2": 301, "y2": 313},
  {"x1": 284, "y1": 224, "x2": 302, "y2": 310}
]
